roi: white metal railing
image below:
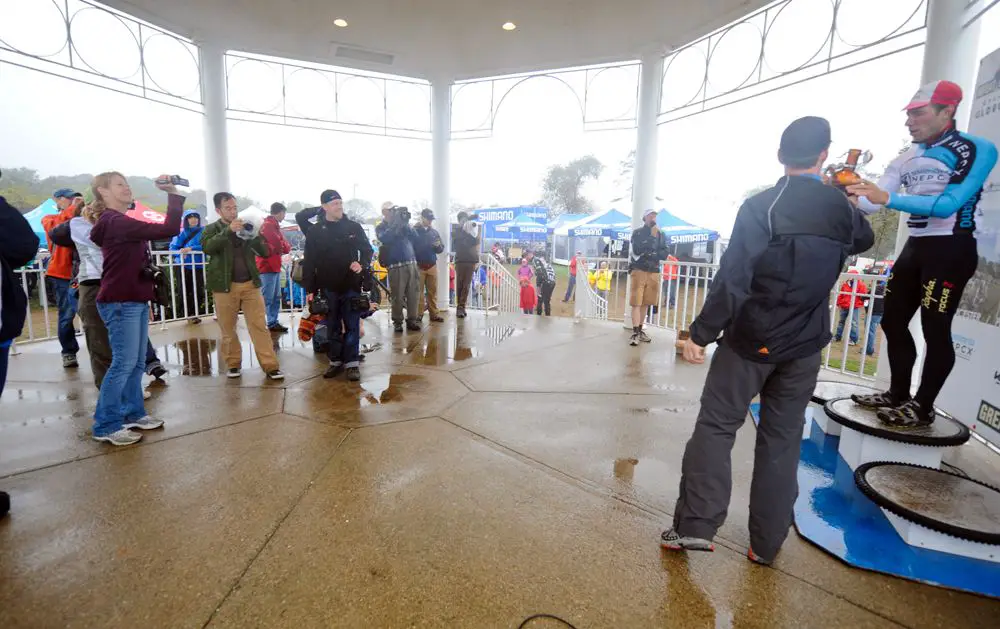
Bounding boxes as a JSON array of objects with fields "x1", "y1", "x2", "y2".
[
  {"x1": 574, "y1": 263, "x2": 608, "y2": 320},
  {"x1": 476, "y1": 253, "x2": 520, "y2": 314},
  {"x1": 14, "y1": 252, "x2": 53, "y2": 343},
  {"x1": 823, "y1": 272, "x2": 887, "y2": 381}
]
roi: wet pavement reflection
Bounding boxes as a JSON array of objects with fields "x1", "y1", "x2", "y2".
[{"x1": 399, "y1": 323, "x2": 520, "y2": 366}]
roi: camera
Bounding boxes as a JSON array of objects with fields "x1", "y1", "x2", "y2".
[
  {"x1": 156, "y1": 175, "x2": 189, "y2": 187},
  {"x1": 350, "y1": 292, "x2": 372, "y2": 313},
  {"x1": 390, "y1": 205, "x2": 411, "y2": 223}
]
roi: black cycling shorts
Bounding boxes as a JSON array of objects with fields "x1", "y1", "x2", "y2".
[{"x1": 885, "y1": 235, "x2": 978, "y2": 316}]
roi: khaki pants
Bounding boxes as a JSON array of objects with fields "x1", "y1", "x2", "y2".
[
  {"x1": 214, "y1": 281, "x2": 279, "y2": 372},
  {"x1": 77, "y1": 282, "x2": 112, "y2": 388},
  {"x1": 417, "y1": 265, "x2": 439, "y2": 316},
  {"x1": 455, "y1": 262, "x2": 476, "y2": 309}
]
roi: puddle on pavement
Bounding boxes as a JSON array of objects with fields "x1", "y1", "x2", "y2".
[
  {"x1": 400, "y1": 324, "x2": 519, "y2": 366},
  {"x1": 356, "y1": 373, "x2": 422, "y2": 407},
  {"x1": 159, "y1": 337, "x2": 288, "y2": 376},
  {"x1": 0, "y1": 388, "x2": 83, "y2": 403}
]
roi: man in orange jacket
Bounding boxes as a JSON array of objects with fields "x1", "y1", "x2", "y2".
[{"x1": 42, "y1": 188, "x2": 83, "y2": 367}]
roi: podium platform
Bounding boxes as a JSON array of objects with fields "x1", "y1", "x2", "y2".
[{"x1": 809, "y1": 380, "x2": 880, "y2": 437}]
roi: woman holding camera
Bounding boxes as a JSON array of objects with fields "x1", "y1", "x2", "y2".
[{"x1": 87, "y1": 172, "x2": 183, "y2": 446}]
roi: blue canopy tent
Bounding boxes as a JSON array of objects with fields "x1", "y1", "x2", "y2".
[
  {"x1": 22, "y1": 198, "x2": 59, "y2": 247},
  {"x1": 567, "y1": 209, "x2": 631, "y2": 238},
  {"x1": 655, "y1": 209, "x2": 720, "y2": 246},
  {"x1": 494, "y1": 214, "x2": 548, "y2": 242}
]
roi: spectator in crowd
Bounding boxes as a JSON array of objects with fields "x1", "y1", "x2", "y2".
[
  {"x1": 296, "y1": 189, "x2": 373, "y2": 381},
  {"x1": 628, "y1": 210, "x2": 668, "y2": 346},
  {"x1": 664, "y1": 253, "x2": 680, "y2": 308},
  {"x1": 664, "y1": 116, "x2": 873, "y2": 565},
  {"x1": 518, "y1": 258, "x2": 536, "y2": 315},
  {"x1": 834, "y1": 270, "x2": 868, "y2": 345},
  {"x1": 50, "y1": 208, "x2": 167, "y2": 389},
  {"x1": 452, "y1": 212, "x2": 480, "y2": 318},
  {"x1": 257, "y1": 202, "x2": 292, "y2": 332},
  {"x1": 376, "y1": 203, "x2": 421, "y2": 333},
  {"x1": 168, "y1": 209, "x2": 206, "y2": 323},
  {"x1": 1, "y1": 180, "x2": 40, "y2": 517},
  {"x1": 414, "y1": 208, "x2": 445, "y2": 323},
  {"x1": 449, "y1": 258, "x2": 456, "y2": 306},
  {"x1": 87, "y1": 173, "x2": 183, "y2": 446},
  {"x1": 526, "y1": 250, "x2": 557, "y2": 316},
  {"x1": 593, "y1": 260, "x2": 613, "y2": 301},
  {"x1": 563, "y1": 251, "x2": 582, "y2": 302},
  {"x1": 201, "y1": 192, "x2": 284, "y2": 381},
  {"x1": 865, "y1": 271, "x2": 888, "y2": 356},
  {"x1": 43, "y1": 188, "x2": 84, "y2": 368}
]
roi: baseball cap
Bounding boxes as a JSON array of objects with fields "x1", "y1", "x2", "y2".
[
  {"x1": 905, "y1": 80, "x2": 962, "y2": 111},
  {"x1": 320, "y1": 189, "x2": 342, "y2": 204},
  {"x1": 421, "y1": 208, "x2": 435, "y2": 220},
  {"x1": 778, "y1": 116, "x2": 831, "y2": 165},
  {"x1": 643, "y1": 209, "x2": 657, "y2": 218},
  {"x1": 53, "y1": 188, "x2": 77, "y2": 199}
]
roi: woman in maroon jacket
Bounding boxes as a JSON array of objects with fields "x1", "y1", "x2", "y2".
[{"x1": 87, "y1": 172, "x2": 183, "y2": 446}]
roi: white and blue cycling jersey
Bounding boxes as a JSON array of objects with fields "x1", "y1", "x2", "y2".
[{"x1": 858, "y1": 127, "x2": 998, "y2": 238}]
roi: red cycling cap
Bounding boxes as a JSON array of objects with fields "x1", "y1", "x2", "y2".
[{"x1": 905, "y1": 80, "x2": 962, "y2": 111}]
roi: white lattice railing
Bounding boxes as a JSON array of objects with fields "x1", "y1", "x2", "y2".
[{"x1": 475, "y1": 253, "x2": 520, "y2": 315}]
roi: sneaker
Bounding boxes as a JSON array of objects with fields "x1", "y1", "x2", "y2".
[
  {"x1": 346, "y1": 366, "x2": 361, "y2": 382},
  {"x1": 638, "y1": 330, "x2": 652, "y2": 344},
  {"x1": 394, "y1": 322, "x2": 404, "y2": 333},
  {"x1": 747, "y1": 547, "x2": 772, "y2": 566},
  {"x1": 62, "y1": 354, "x2": 78, "y2": 368},
  {"x1": 324, "y1": 363, "x2": 344, "y2": 379},
  {"x1": 188, "y1": 317, "x2": 202, "y2": 324},
  {"x1": 359, "y1": 354, "x2": 366, "y2": 362},
  {"x1": 430, "y1": 315, "x2": 445, "y2": 323},
  {"x1": 148, "y1": 363, "x2": 168, "y2": 380},
  {"x1": 0, "y1": 490, "x2": 9, "y2": 518},
  {"x1": 660, "y1": 528, "x2": 714, "y2": 552},
  {"x1": 92, "y1": 428, "x2": 142, "y2": 446},
  {"x1": 124, "y1": 416, "x2": 164, "y2": 430},
  {"x1": 227, "y1": 368, "x2": 242, "y2": 379},
  {"x1": 143, "y1": 389, "x2": 152, "y2": 400},
  {"x1": 266, "y1": 369, "x2": 285, "y2": 381},
  {"x1": 629, "y1": 333, "x2": 640, "y2": 347},
  {"x1": 877, "y1": 400, "x2": 934, "y2": 428},
  {"x1": 456, "y1": 308, "x2": 467, "y2": 319},
  {"x1": 406, "y1": 320, "x2": 421, "y2": 332},
  {"x1": 852, "y1": 391, "x2": 907, "y2": 409},
  {"x1": 268, "y1": 323, "x2": 289, "y2": 333}
]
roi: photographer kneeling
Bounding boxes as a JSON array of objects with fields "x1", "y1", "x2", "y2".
[
  {"x1": 376, "y1": 203, "x2": 421, "y2": 333},
  {"x1": 296, "y1": 190, "x2": 374, "y2": 381}
]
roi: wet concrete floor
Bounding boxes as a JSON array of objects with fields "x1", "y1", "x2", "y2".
[{"x1": 2, "y1": 310, "x2": 999, "y2": 628}]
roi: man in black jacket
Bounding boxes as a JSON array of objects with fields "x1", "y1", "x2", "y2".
[
  {"x1": 628, "y1": 210, "x2": 668, "y2": 345},
  {"x1": 526, "y1": 249, "x2": 557, "y2": 316},
  {"x1": 1, "y1": 182, "x2": 41, "y2": 517},
  {"x1": 661, "y1": 117, "x2": 874, "y2": 565},
  {"x1": 296, "y1": 189, "x2": 373, "y2": 381}
]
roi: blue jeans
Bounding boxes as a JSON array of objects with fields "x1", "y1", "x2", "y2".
[
  {"x1": 563, "y1": 275, "x2": 576, "y2": 301},
  {"x1": 866, "y1": 313, "x2": 883, "y2": 356},
  {"x1": 93, "y1": 302, "x2": 148, "y2": 437},
  {"x1": 324, "y1": 290, "x2": 361, "y2": 368},
  {"x1": 50, "y1": 277, "x2": 80, "y2": 356},
  {"x1": 260, "y1": 272, "x2": 281, "y2": 328},
  {"x1": 835, "y1": 308, "x2": 860, "y2": 344},
  {"x1": 0, "y1": 340, "x2": 10, "y2": 399}
]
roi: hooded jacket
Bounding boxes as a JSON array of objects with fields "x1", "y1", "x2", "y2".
[
  {"x1": 295, "y1": 207, "x2": 373, "y2": 293},
  {"x1": 169, "y1": 210, "x2": 205, "y2": 269},
  {"x1": 42, "y1": 203, "x2": 79, "y2": 280},
  {"x1": 257, "y1": 214, "x2": 291, "y2": 274},
  {"x1": 689, "y1": 175, "x2": 874, "y2": 363},
  {"x1": 1, "y1": 195, "x2": 41, "y2": 343}
]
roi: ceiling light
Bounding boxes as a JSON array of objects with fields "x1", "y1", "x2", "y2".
[
  {"x1": 502, "y1": 22, "x2": 516, "y2": 31},
  {"x1": 334, "y1": 18, "x2": 348, "y2": 27}
]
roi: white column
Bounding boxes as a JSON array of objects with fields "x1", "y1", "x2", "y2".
[
  {"x1": 432, "y1": 79, "x2": 452, "y2": 310},
  {"x1": 624, "y1": 53, "x2": 664, "y2": 327},
  {"x1": 199, "y1": 41, "x2": 231, "y2": 222},
  {"x1": 876, "y1": 0, "x2": 982, "y2": 388}
]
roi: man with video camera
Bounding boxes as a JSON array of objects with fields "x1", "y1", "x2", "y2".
[
  {"x1": 296, "y1": 189, "x2": 374, "y2": 381},
  {"x1": 376, "y1": 202, "x2": 421, "y2": 333}
]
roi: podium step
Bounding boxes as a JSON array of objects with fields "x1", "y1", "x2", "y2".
[
  {"x1": 808, "y1": 381, "x2": 881, "y2": 436},
  {"x1": 855, "y1": 462, "x2": 1000, "y2": 563}
]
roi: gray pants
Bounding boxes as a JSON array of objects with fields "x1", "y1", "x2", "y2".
[
  {"x1": 673, "y1": 342, "x2": 820, "y2": 561},
  {"x1": 388, "y1": 263, "x2": 420, "y2": 324}
]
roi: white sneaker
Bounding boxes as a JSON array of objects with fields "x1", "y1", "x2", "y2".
[
  {"x1": 143, "y1": 389, "x2": 152, "y2": 400},
  {"x1": 629, "y1": 333, "x2": 640, "y2": 347},
  {"x1": 123, "y1": 416, "x2": 164, "y2": 431},
  {"x1": 93, "y1": 428, "x2": 142, "y2": 446}
]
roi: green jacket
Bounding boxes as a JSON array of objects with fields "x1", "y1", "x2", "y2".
[{"x1": 201, "y1": 220, "x2": 270, "y2": 293}]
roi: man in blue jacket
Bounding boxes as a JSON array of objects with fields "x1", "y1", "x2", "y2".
[
  {"x1": 662, "y1": 117, "x2": 874, "y2": 566},
  {"x1": 169, "y1": 209, "x2": 206, "y2": 322},
  {"x1": 376, "y1": 204, "x2": 421, "y2": 333},
  {"x1": 413, "y1": 208, "x2": 445, "y2": 323}
]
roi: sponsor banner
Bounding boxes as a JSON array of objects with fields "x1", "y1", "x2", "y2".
[
  {"x1": 479, "y1": 207, "x2": 548, "y2": 241},
  {"x1": 669, "y1": 233, "x2": 710, "y2": 245},
  {"x1": 934, "y1": 48, "x2": 1000, "y2": 453}
]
